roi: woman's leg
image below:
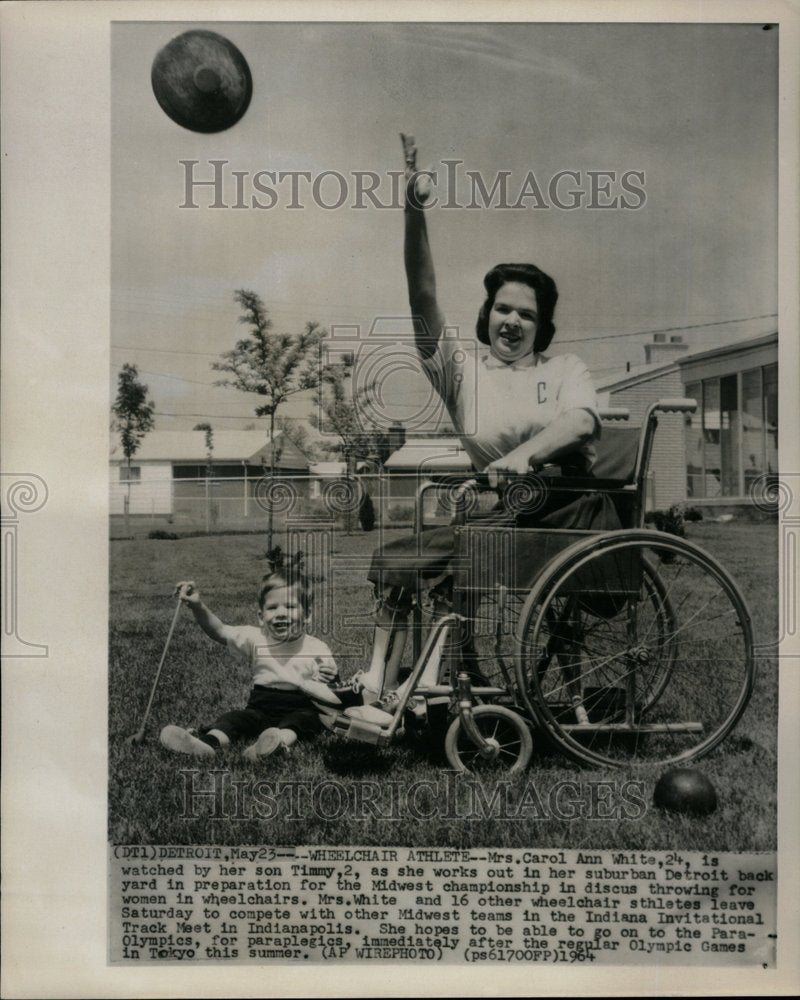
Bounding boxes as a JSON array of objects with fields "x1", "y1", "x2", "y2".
[
  {"x1": 356, "y1": 586, "x2": 412, "y2": 702},
  {"x1": 384, "y1": 578, "x2": 454, "y2": 704},
  {"x1": 362, "y1": 523, "x2": 457, "y2": 703}
]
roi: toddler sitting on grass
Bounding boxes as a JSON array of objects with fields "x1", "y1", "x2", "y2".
[{"x1": 160, "y1": 552, "x2": 339, "y2": 760}]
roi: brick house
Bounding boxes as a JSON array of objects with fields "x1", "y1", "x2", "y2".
[
  {"x1": 598, "y1": 331, "x2": 779, "y2": 509},
  {"x1": 678, "y1": 332, "x2": 778, "y2": 503},
  {"x1": 596, "y1": 358, "x2": 688, "y2": 509}
]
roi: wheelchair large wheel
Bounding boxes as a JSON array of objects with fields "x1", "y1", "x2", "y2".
[
  {"x1": 515, "y1": 530, "x2": 754, "y2": 768},
  {"x1": 445, "y1": 705, "x2": 533, "y2": 774}
]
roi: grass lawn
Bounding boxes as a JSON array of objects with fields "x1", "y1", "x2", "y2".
[{"x1": 109, "y1": 520, "x2": 777, "y2": 850}]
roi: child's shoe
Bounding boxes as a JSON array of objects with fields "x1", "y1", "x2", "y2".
[
  {"x1": 330, "y1": 671, "x2": 373, "y2": 708},
  {"x1": 160, "y1": 725, "x2": 216, "y2": 757},
  {"x1": 242, "y1": 728, "x2": 286, "y2": 762},
  {"x1": 373, "y1": 689, "x2": 401, "y2": 713}
]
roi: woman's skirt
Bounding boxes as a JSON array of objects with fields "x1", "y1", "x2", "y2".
[{"x1": 368, "y1": 483, "x2": 622, "y2": 592}]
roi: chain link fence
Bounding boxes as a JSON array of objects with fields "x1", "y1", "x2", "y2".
[{"x1": 110, "y1": 473, "x2": 425, "y2": 539}]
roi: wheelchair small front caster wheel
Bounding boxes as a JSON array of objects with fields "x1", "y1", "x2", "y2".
[{"x1": 444, "y1": 705, "x2": 533, "y2": 774}]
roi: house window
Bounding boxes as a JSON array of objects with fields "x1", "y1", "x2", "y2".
[
  {"x1": 764, "y1": 363, "x2": 778, "y2": 476},
  {"x1": 702, "y1": 380, "x2": 721, "y2": 498},
  {"x1": 119, "y1": 466, "x2": 141, "y2": 483},
  {"x1": 685, "y1": 381, "x2": 703, "y2": 498},
  {"x1": 719, "y1": 374, "x2": 740, "y2": 497},
  {"x1": 742, "y1": 368, "x2": 763, "y2": 493},
  {"x1": 687, "y1": 361, "x2": 778, "y2": 499}
]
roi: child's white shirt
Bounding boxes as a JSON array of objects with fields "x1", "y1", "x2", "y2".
[
  {"x1": 421, "y1": 340, "x2": 600, "y2": 471},
  {"x1": 224, "y1": 628, "x2": 337, "y2": 690}
]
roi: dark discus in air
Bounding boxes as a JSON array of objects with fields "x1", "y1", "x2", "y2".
[
  {"x1": 653, "y1": 768, "x2": 719, "y2": 817},
  {"x1": 151, "y1": 29, "x2": 252, "y2": 133}
]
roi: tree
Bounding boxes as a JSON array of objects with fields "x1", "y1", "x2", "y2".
[
  {"x1": 276, "y1": 416, "x2": 323, "y2": 464},
  {"x1": 194, "y1": 422, "x2": 215, "y2": 478},
  {"x1": 212, "y1": 289, "x2": 327, "y2": 549},
  {"x1": 313, "y1": 360, "x2": 389, "y2": 532},
  {"x1": 112, "y1": 364, "x2": 155, "y2": 524},
  {"x1": 313, "y1": 357, "x2": 389, "y2": 466}
]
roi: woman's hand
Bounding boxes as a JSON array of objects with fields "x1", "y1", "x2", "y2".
[
  {"x1": 174, "y1": 580, "x2": 201, "y2": 605},
  {"x1": 401, "y1": 132, "x2": 433, "y2": 206},
  {"x1": 485, "y1": 410, "x2": 597, "y2": 487},
  {"x1": 485, "y1": 451, "x2": 538, "y2": 488}
]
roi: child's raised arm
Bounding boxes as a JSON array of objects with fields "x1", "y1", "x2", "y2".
[{"x1": 175, "y1": 581, "x2": 230, "y2": 646}]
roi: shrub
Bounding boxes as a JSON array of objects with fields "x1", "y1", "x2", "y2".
[
  {"x1": 358, "y1": 491, "x2": 376, "y2": 532},
  {"x1": 644, "y1": 505, "x2": 686, "y2": 563},
  {"x1": 682, "y1": 505, "x2": 703, "y2": 522},
  {"x1": 148, "y1": 529, "x2": 179, "y2": 540},
  {"x1": 645, "y1": 505, "x2": 686, "y2": 538},
  {"x1": 387, "y1": 504, "x2": 414, "y2": 523}
]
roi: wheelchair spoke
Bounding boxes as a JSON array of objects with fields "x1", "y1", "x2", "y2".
[
  {"x1": 445, "y1": 705, "x2": 533, "y2": 774},
  {"x1": 516, "y1": 534, "x2": 753, "y2": 767}
]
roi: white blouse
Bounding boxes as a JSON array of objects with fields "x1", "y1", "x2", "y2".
[{"x1": 421, "y1": 338, "x2": 600, "y2": 471}]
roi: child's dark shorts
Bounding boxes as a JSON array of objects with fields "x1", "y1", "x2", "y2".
[{"x1": 202, "y1": 686, "x2": 321, "y2": 743}]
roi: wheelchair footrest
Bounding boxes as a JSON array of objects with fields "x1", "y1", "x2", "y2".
[
  {"x1": 344, "y1": 705, "x2": 396, "y2": 727},
  {"x1": 329, "y1": 708, "x2": 395, "y2": 745}
]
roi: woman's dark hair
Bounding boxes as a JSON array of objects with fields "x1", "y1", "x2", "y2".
[
  {"x1": 475, "y1": 263, "x2": 559, "y2": 353},
  {"x1": 259, "y1": 547, "x2": 311, "y2": 613}
]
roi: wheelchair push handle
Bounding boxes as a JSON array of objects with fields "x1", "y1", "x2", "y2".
[
  {"x1": 598, "y1": 407, "x2": 630, "y2": 422},
  {"x1": 652, "y1": 397, "x2": 698, "y2": 414}
]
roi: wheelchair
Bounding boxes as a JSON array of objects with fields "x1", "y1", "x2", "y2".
[{"x1": 318, "y1": 398, "x2": 755, "y2": 775}]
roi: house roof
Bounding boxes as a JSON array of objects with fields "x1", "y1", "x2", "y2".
[
  {"x1": 383, "y1": 438, "x2": 472, "y2": 472},
  {"x1": 310, "y1": 461, "x2": 348, "y2": 476},
  {"x1": 110, "y1": 430, "x2": 309, "y2": 469},
  {"x1": 309, "y1": 461, "x2": 369, "y2": 477},
  {"x1": 675, "y1": 331, "x2": 777, "y2": 367},
  {"x1": 596, "y1": 360, "x2": 679, "y2": 393},
  {"x1": 596, "y1": 331, "x2": 778, "y2": 393}
]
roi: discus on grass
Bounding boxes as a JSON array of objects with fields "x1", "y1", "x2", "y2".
[
  {"x1": 151, "y1": 30, "x2": 253, "y2": 133},
  {"x1": 653, "y1": 768, "x2": 718, "y2": 817}
]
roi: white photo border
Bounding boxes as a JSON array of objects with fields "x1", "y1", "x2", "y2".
[{"x1": 2, "y1": 1, "x2": 798, "y2": 997}]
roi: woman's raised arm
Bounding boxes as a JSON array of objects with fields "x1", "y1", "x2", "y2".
[{"x1": 402, "y1": 133, "x2": 444, "y2": 359}]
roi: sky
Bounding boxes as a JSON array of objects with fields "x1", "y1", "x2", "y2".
[{"x1": 111, "y1": 20, "x2": 778, "y2": 440}]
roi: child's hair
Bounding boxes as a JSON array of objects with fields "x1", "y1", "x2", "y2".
[{"x1": 259, "y1": 548, "x2": 311, "y2": 614}]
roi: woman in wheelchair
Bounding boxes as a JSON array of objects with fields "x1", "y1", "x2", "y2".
[{"x1": 347, "y1": 136, "x2": 621, "y2": 714}]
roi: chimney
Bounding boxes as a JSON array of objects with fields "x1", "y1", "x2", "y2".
[
  {"x1": 644, "y1": 333, "x2": 689, "y2": 365},
  {"x1": 388, "y1": 421, "x2": 406, "y2": 455}
]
